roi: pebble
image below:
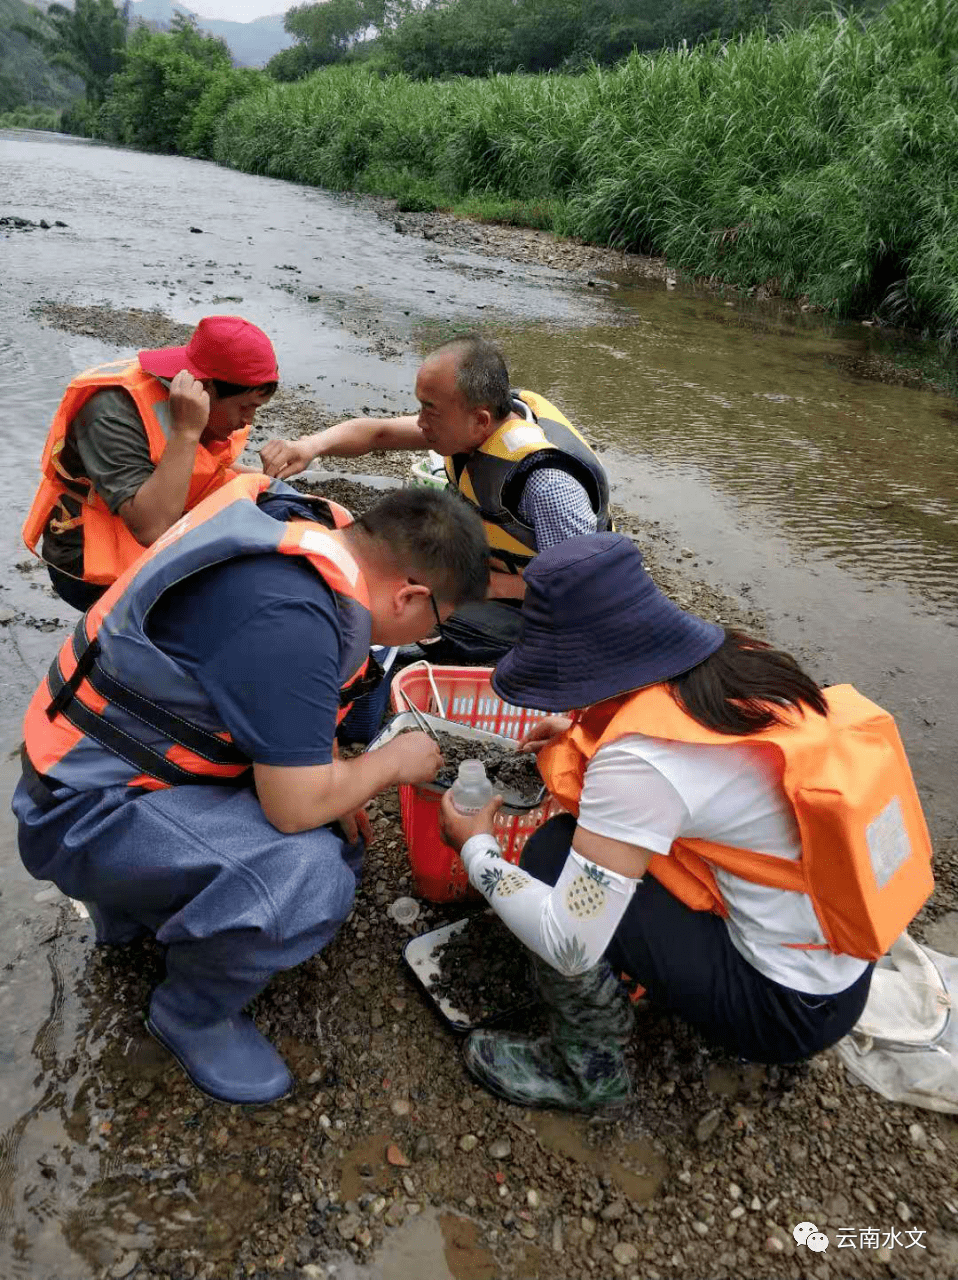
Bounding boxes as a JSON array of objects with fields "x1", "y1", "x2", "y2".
[
  {"x1": 692, "y1": 1221, "x2": 709, "y2": 1237},
  {"x1": 730, "y1": 1205, "x2": 745, "y2": 1220},
  {"x1": 109, "y1": 1253, "x2": 140, "y2": 1279},
  {"x1": 766, "y1": 1236, "x2": 785, "y2": 1253},
  {"x1": 487, "y1": 1137, "x2": 512, "y2": 1160},
  {"x1": 854, "y1": 1188, "x2": 877, "y2": 1214},
  {"x1": 909, "y1": 1122, "x2": 928, "y2": 1147},
  {"x1": 729, "y1": 1183, "x2": 741, "y2": 1199},
  {"x1": 390, "y1": 1098, "x2": 412, "y2": 1117},
  {"x1": 613, "y1": 1242, "x2": 639, "y2": 1265},
  {"x1": 581, "y1": 1216, "x2": 596, "y2": 1236},
  {"x1": 526, "y1": 1189, "x2": 540, "y2": 1209},
  {"x1": 402, "y1": 1175, "x2": 416, "y2": 1196},
  {"x1": 896, "y1": 1201, "x2": 911, "y2": 1222},
  {"x1": 0, "y1": 607, "x2": 16, "y2": 625},
  {"x1": 600, "y1": 1199, "x2": 626, "y2": 1222},
  {"x1": 384, "y1": 1201, "x2": 406, "y2": 1227},
  {"x1": 519, "y1": 1223, "x2": 536, "y2": 1240},
  {"x1": 552, "y1": 1219, "x2": 563, "y2": 1252},
  {"x1": 131, "y1": 1080, "x2": 155, "y2": 1100},
  {"x1": 337, "y1": 1213, "x2": 360, "y2": 1241},
  {"x1": 696, "y1": 1109, "x2": 723, "y2": 1142},
  {"x1": 459, "y1": 1134, "x2": 479, "y2": 1152},
  {"x1": 819, "y1": 1093, "x2": 841, "y2": 1111},
  {"x1": 877, "y1": 1246, "x2": 893, "y2": 1263}
]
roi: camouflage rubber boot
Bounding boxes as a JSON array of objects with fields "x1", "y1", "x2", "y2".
[{"x1": 463, "y1": 959, "x2": 633, "y2": 1111}]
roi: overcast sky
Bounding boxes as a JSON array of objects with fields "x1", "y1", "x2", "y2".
[{"x1": 189, "y1": 2, "x2": 287, "y2": 20}]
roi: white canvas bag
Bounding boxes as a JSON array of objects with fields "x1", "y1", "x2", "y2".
[{"x1": 836, "y1": 932, "x2": 958, "y2": 1113}]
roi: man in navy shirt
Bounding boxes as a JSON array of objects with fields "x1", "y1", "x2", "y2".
[{"x1": 15, "y1": 483, "x2": 490, "y2": 1105}]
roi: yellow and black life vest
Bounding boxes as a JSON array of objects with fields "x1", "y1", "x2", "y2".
[{"x1": 444, "y1": 389, "x2": 610, "y2": 573}]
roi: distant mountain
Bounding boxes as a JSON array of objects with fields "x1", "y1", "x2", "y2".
[{"x1": 129, "y1": 0, "x2": 294, "y2": 67}]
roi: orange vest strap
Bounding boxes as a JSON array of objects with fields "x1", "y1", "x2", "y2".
[{"x1": 23, "y1": 360, "x2": 249, "y2": 585}]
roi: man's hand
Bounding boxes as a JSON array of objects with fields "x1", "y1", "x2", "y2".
[
  {"x1": 518, "y1": 715, "x2": 574, "y2": 753},
  {"x1": 168, "y1": 370, "x2": 210, "y2": 440},
  {"x1": 260, "y1": 437, "x2": 318, "y2": 479},
  {"x1": 381, "y1": 730, "x2": 442, "y2": 784},
  {"x1": 439, "y1": 790, "x2": 504, "y2": 853},
  {"x1": 340, "y1": 806, "x2": 374, "y2": 847}
]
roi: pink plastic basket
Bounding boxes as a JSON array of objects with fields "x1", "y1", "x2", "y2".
[{"x1": 390, "y1": 664, "x2": 556, "y2": 902}]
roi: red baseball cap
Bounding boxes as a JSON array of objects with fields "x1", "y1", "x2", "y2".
[{"x1": 139, "y1": 316, "x2": 279, "y2": 386}]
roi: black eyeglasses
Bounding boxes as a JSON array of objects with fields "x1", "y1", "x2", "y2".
[
  {"x1": 428, "y1": 591, "x2": 442, "y2": 633},
  {"x1": 412, "y1": 580, "x2": 444, "y2": 637}
]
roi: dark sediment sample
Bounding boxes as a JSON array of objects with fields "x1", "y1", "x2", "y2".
[
  {"x1": 431, "y1": 912, "x2": 532, "y2": 1024},
  {"x1": 402, "y1": 727, "x2": 543, "y2": 802}
]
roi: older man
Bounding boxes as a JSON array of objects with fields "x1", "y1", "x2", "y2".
[
  {"x1": 260, "y1": 335, "x2": 611, "y2": 663},
  {"x1": 14, "y1": 479, "x2": 489, "y2": 1105}
]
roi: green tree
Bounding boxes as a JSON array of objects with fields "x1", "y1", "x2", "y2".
[
  {"x1": 283, "y1": 0, "x2": 386, "y2": 66},
  {"x1": 103, "y1": 16, "x2": 233, "y2": 151},
  {"x1": 14, "y1": 0, "x2": 127, "y2": 105}
]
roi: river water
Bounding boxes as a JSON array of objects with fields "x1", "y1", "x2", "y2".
[{"x1": 1, "y1": 129, "x2": 957, "y2": 1280}]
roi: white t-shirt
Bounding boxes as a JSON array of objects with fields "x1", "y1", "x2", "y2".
[{"x1": 576, "y1": 734, "x2": 869, "y2": 995}]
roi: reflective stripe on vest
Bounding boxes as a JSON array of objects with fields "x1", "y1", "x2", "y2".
[
  {"x1": 23, "y1": 474, "x2": 372, "y2": 794},
  {"x1": 22, "y1": 358, "x2": 250, "y2": 586},
  {"x1": 444, "y1": 389, "x2": 611, "y2": 573},
  {"x1": 537, "y1": 683, "x2": 934, "y2": 961}
]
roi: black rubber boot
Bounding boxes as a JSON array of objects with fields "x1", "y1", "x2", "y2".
[{"x1": 463, "y1": 958, "x2": 633, "y2": 1111}]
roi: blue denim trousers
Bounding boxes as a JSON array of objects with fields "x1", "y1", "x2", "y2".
[{"x1": 14, "y1": 777, "x2": 363, "y2": 1021}]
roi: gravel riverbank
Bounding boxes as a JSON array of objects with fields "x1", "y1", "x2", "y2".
[{"x1": 22, "y1": 285, "x2": 958, "y2": 1280}]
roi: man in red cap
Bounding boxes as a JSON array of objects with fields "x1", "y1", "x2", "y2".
[{"x1": 23, "y1": 315, "x2": 279, "y2": 610}]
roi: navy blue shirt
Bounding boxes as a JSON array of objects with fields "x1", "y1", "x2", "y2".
[{"x1": 146, "y1": 498, "x2": 344, "y2": 767}]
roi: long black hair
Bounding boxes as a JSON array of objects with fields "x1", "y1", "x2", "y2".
[{"x1": 669, "y1": 629, "x2": 827, "y2": 735}]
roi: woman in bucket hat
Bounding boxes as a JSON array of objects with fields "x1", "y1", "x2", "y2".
[
  {"x1": 23, "y1": 316, "x2": 279, "y2": 611},
  {"x1": 439, "y1": 533, "x2": 933, "y2": 1110}
]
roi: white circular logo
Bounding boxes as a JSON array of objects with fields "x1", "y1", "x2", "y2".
[{"x1": 793, "y1": 1222, "x2": 830, "y2": 1252}]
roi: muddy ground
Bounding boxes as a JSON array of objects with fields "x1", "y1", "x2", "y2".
[{"x1": 19, "y1": 292, "x2": 958, "y2": 1280}]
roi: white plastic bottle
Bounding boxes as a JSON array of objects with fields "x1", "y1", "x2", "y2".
[{"x1": 450, "y1": 759, "x2": 493, "y2": 814}]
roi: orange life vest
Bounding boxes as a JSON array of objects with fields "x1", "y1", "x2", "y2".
[
  {"x1": 538, "y1": 683, "x2": 934, "y2": 961},
  {"x1": 22, "y1": 474, "x2": 372, "y2": 796},
  {"x1": 22, "y1": 357, "x2": 250, "y2": 586}
]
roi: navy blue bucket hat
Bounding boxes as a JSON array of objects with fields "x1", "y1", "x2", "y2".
[{"x1": 492, "y1": 533, "x2": 725, "y2": 712}]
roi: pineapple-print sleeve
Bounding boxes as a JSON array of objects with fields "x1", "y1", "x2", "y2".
[{"x1": 459, "y1": 835, "x2": 641, "y2": 975}]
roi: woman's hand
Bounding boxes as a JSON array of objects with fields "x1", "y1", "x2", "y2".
[
  {"x1": 518, "y1": 715, "x2": 573, "y2": 753},
  {"x1": 439, "y1": 790, "x2": 503, "y2": 853}
]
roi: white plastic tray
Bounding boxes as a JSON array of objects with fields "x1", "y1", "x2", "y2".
[
  {"x1": 403, "y1": 913, "x2": 533, "y2": 1032},
  {"x1": 403, "y1": 917, "x2": 477, "y2": 1032}
]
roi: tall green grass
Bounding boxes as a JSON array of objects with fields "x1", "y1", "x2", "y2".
[{"x1": 206, "y1": 0, "x2": 958, "y2": 338}]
